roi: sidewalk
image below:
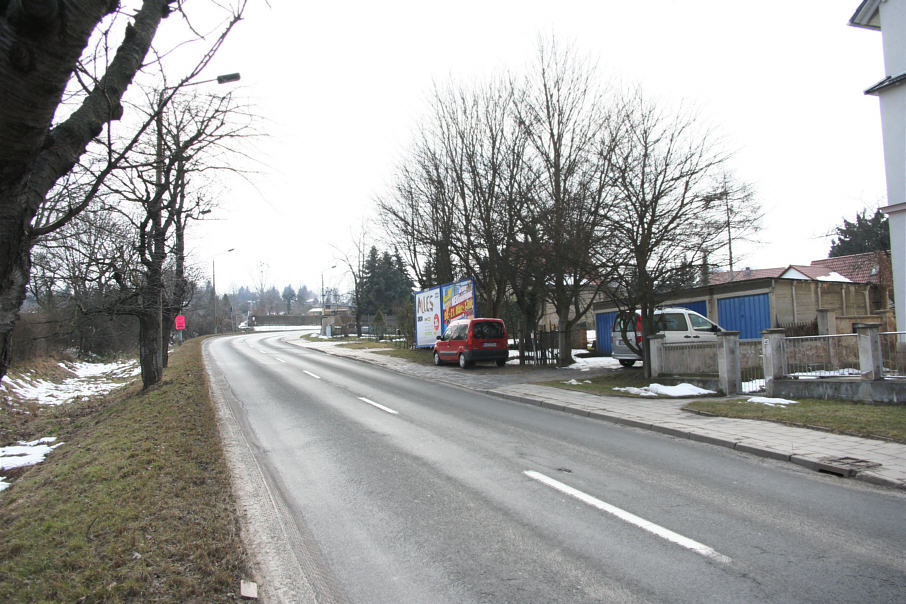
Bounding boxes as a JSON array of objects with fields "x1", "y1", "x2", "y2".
[{"x1": 290, "y1": 338, "x2": 906, "y2": 490}]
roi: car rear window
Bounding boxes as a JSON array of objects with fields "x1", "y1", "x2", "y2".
[{"x1": 472, "y1": 321, "x2": 504, "y2": 339}]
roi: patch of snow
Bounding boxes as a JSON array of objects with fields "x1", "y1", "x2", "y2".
[
  {"x1": 563, "y1": 379, "x2": 592, "y2": 385},
  {"x1": 3, "y1": 359, "x2": 139, "y2": 406},
  {"x1": 566, "y1": 352, "x2": 623, "y2": 372},
  {"x1": 816, "y1": 272, "x2": 852, "y2": 283},
  {"x1": 748, "y1": 396, "x2": 799, "y2": 407},
  {"x1": 612, "y1": 386, "x2": 659, "y2": 397},
  {"x1": 614, "y1": 382, "x2": 716, "y2": 397},
  {"x1": 1, "y1": 437, "x2": 63, "y2": 491}
]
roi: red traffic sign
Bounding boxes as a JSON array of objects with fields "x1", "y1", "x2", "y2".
[{"x1": 174, "y1": 315, "x2": 186, "y2": 330}]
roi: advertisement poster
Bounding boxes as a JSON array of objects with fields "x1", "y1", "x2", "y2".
[
  {"x1": 414, "y1": 287, "x2": 442, "y2": 348},
  {"x1": 442, "y1": 279, "x2": 475, "y2": 324},
  {"x1": 413, "y1": 278, "x2": 478, "y2": 348}
]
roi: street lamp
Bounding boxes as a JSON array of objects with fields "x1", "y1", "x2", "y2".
[
  {"x1": 321, "y1": 264, "x2": 337, "y2": 316},
  {"x1": 213, "y1": 248, "x2": 235, "y2": 333},
  {"x1": 155, "y1": 72, "x2": 241, "y2": 194}
]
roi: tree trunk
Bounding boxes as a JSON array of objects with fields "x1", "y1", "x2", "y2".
[
  {"x1": 557, "y1": 315, "x2": 573, "y2": 367},
  {"x1": 0, "y1": 202, "x2": 32, "y2": 381},
  {"x1": 138, "y1": 309, "x2": 163, "y2": 389}
]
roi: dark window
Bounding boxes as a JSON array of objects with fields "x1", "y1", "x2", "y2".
[
  {"x1": 473, "y1": 321, "x2": 503, "y2": 339},
  {"x1": 655, "y1": 313, "x2": 688, "y2": 332}
]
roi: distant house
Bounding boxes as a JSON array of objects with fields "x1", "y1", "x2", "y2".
[{"x1": 592, "y1": 252, "x2": 894, "y2": 353}]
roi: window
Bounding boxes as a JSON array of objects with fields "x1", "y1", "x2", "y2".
[
  {"x1": 473, "y1": 321, "x2": 503, "y2": 339},
  {"x1": 688, "y1": 313, "x2": 717, "y2": 332},
  {"x1": 655, "y1": 313, "x2": 687, "y2": 332}
]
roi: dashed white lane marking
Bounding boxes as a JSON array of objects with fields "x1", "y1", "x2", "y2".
[
  {"x1": 303, "y1": 370, "x2": 321, "y2": 380},
  {"x1": 524, "y1": 470, "x2": 731, "y2": 564},
  {"x1": 358, "y1": 397, "x2": 399, "y2": 415}
]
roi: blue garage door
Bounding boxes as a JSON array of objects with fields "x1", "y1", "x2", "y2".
[
  {"x1": 671, "y1": 300, "x2": 707, "y2": 317},
  {"x1": 717, "y1": 293, "x2": 770, "y2": 340},
  {"x1": 595, "y1": 311, "x2": 618, "y2": 354}
]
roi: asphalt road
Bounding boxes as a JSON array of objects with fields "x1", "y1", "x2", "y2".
[{"x1": 205, "y1": 331, "x2": 906, "y2": 603}]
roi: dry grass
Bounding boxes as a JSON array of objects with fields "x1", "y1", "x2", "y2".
[
  {"x1": 684, "y1": 398, "x2": 906, "y2": 443},
  {"x1": 0, "y1": 338, "x2": 250, "y2": 602}
]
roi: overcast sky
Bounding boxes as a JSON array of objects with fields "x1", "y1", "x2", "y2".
[{"x1": 190, "y1": 0, "x2": 888, "y2": 297}]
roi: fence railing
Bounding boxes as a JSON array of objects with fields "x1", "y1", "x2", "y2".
[
  {"x1": 781, "y1": 333, "x2": 860, "y2": 378},
  {"x1": 880, "y1": 332, "x2": 906, "y2": 378},
  {"x1": 739, "y1": 339, "x2": 765, "y2": 393}
]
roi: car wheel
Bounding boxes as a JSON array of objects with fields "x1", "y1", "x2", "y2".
[
  {"x1": 495, "y1": 359, "x2": 506, "y2": 367},
  {"x1": 433, "y1": 351, "x2": 441, "y2": 366},
  {"x1": 619, "y1": 359, "x2": 636, "y2": 367},
  {"x1": 458, "y1": 354, "x2": 470, "y2": 369}
]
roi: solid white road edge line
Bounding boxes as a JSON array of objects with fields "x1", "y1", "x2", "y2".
[
  {"x1": 303, "y1": 370, "x2": 321, "y2": 380},
  {"x1": 524, "y1": 470, "x2": 731, "y2": 565},
  {"x1": 358, "y1": 397, "x2": 399, "y2": 415}
]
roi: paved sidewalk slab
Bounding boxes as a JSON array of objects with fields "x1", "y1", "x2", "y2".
[{"x1": 492, "y1": 384, "x2": 906, "y2": 490}]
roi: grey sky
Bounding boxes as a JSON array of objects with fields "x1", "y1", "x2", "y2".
[{"x1": 192, "y1": 0, "x2": 887, "y2": 296}]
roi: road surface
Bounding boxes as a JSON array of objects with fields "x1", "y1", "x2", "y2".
[{"x1": 205, "y1": 331, "x2": 906, "y2": 603}]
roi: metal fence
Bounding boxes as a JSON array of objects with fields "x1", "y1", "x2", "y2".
[
  {"x1": 739, "y1": 339, "x2": 765, "y2": 393},
  {"x1": 662, "y1": 342, "x2": 718, "y2": 376},
  {"x1": 781, "y1": 334, "x2": 860, "y2": 378},
  {"x1": 879, "y1": 332, "x2": 906, "y2": 378}
]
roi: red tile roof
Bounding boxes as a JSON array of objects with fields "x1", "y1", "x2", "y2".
[
  {"x1": 810, "y1": 252, "x2": 886, "y2": 284},
  {"x1": 707, "y1": 252, "x2": 890, "y2": 285}
]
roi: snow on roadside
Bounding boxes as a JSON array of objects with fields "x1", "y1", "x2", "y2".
[
  {"x1": 566, "y1": 352, "x2": 623, "y2": 371},
  {"x1": 0, "y1": 437, "x2": 62, "y2": 492},
  {"x1": 1, "y1": 359, "x2": 139, "y2": 406},
  {"x1": 614, "y1": 383, "x2": 716, "y2": 397},
  {"x1": 747, "y1": 396, "x2": 799, "y2": 407}
]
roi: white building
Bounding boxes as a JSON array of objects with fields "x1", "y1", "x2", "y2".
[{"x1": 850, "y1": 0, "x2": 906, "y2": 333}]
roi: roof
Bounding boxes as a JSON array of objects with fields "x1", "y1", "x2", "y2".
[
  {"x1": 849, "y1": 0, "x2": 881, "y2": 30},
  {"x1": 708, "y1": 267, "x2": 785, "y2": 284},
  {"x1": 708, "y1": 251, "x2": 889, "y2": 285},
  {"x1": 810, "y1": 251, "x2": 888, "y2": 284},
  {"x1": 865, "y1": 72, "x2": 906, "y2": 96}
]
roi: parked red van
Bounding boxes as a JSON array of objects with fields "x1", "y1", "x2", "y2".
[{"x1": 433, "y1": 318, "x2": 509, "y2": 368}]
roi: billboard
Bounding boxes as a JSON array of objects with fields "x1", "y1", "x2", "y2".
[
  {"x1": 442, "y1": 279, "x2": 475, "y2": 324},
  {"x1": 414, "y1": 278, "x2": 477, "y2": 348},
  {"x1": 414, "y1": 287, "x2": 442, "y2": 348}
]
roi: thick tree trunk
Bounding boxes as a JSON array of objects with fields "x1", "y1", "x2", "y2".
[
  {"x1": 0, "y1": 190, "x2": 32, "y2": 380},
  {"x1": 557, "y1": 315, "x2": 573, "y2": 367},
  {"x1": 138, "y1": 308, "x2": 163, "y2": 389}
]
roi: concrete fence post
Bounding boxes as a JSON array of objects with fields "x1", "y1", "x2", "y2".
[
  {"x1": 761, "y1": 328, "x2": 786, "y2": 397},
  {"x1": 816, "y1": 309, "x2": 836, "y2": 335},
  {"x1": 648, "y1": 334, "x2": 665, "y2": 378},
  {"x1": 716, "y1": 331, "x2": 741, "y2": 396},
  {"x1": 855, "y1": 323, "x2": 883, "y2": 380}
]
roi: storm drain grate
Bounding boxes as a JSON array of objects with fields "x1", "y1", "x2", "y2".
[{"x1": 817, "y1": 456, "x2": 882, "y2": 477}]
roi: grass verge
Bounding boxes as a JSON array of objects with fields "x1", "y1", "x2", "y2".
[
  {"x1": 684, "y1": 398, "x2": 906, "y2": 443},
  {"x1": 541, "y1": 368, "x2": 656, "y2": 397},
  {"x1": 373, "y1": 347, "x2": 435, "y2": 364},
  {"x1": 0, "y1": 338, "x2": 250, "y2": 602}
]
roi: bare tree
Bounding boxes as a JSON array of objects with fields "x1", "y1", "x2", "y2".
[
  {"x1": 605, "y1": 91, "x2": 758, "y2": 376},
  {"x1": 515, "y1": 38, "x2": 620, "y2": 366},
  {"x1": 98, "y1": 87, "x2": 252, "y2": 387},
  {"x1": 0, "y1": 0, "x2": 247, "y2": 382}
]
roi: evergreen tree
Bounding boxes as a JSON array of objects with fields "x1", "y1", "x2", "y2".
[{"x1": 829, "y1": 209, "x2": 890, "y2": 257}]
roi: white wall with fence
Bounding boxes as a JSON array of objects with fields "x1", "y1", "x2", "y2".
[{"x1": 648, "y1": 323, "x2": 906, "y2": 402}]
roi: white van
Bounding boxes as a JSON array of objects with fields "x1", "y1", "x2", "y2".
[{"x1": 611, "y1": 307, "x2": 724, "y2": 367}]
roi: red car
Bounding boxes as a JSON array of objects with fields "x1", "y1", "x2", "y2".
[{"x1": 433, "y1": 318, "x2": 509, "y2": 368}]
